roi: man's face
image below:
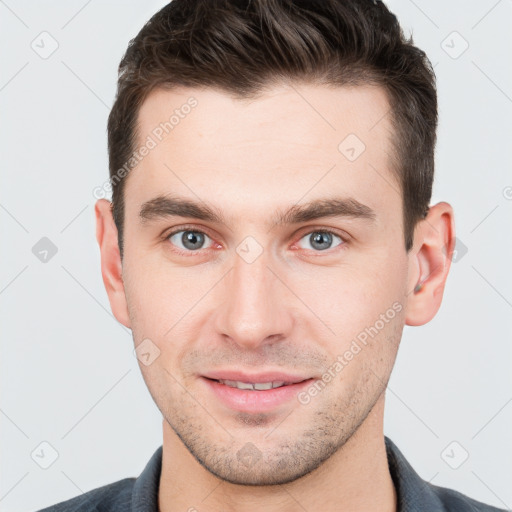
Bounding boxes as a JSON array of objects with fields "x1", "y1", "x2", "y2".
[{"x1": 120, "y1": 84, "x2": 411, "y2": 485}]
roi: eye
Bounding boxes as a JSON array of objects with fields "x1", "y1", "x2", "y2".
[
  {"x1": 167, "y1": 229, "x2": 215, "y2": 253},
  {"x1": 296, "y1": 230, "x2": 345, "y2": 252}
]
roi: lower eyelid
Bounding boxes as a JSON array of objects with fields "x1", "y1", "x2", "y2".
[{"x1": 165, "y1": 228, "x2": 346, "y2": 254}]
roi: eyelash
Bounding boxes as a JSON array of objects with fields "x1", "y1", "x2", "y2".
[{"x1": 163, "y1": 225, "x2": 348, "y2": 257}]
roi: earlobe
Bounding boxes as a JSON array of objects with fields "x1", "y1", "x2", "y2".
[
  {"x1": 405, "y1": 202, "x2": 455, "y2": 326},
  {"x1": 94, "y1": 199, "x2": 131, "y2": 328}
]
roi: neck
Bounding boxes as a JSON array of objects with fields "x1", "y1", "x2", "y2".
[{"x1": 158, "y1": 395, "x2": 396, "y2": 512}]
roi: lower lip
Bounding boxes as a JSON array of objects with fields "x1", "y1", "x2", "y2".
[{"x1": 201, "y1": 377, "x2": 315, "y2": 413}]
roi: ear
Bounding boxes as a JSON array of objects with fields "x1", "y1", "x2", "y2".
[
  {"x1": 405, "y1": 201, "x2": 455, "y2": 326},
  {"x1": 94, "y1": 199, "x2": 131, "y2": 328}
]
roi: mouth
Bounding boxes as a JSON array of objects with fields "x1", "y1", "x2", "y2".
[
  {"x1": 202, "y1": 370, "x2": 311, "y2": 385},
  {"x1": 200, "y1": 371, "x2": 316, "y2": 413},
  {"x1": 207, "y1": 378, "x2": 300, "y2": 390}
]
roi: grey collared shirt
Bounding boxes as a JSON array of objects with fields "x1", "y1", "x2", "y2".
[{"x1": 36, "y1": 436, "x2": 507, "y2": 511}]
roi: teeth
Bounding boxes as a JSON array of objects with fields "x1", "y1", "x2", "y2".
[
  {"x1": 218, "y1": 380, "x2": 286, "y2": 390},
  {"x1": 253, "y1": 382, "x2": 274, "y2": 390}
]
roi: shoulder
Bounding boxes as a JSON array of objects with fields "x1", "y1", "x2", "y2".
[
  {"x1": 33, "y1": 477, "x2": 135, "y2": 512},
  {"x1": 34, "y1": 445, "x2": 163, "y2": 512},
  {"x1": 384, "y1": 436, "x2": 507, "y2": 512},
  {"x1": 428, "y1": 481, "x2": 507, "y2": 512}
]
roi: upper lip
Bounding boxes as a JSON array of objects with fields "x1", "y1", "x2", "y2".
[{"x1": 202, "y1": 370, "x2": 312, "y2": 384}]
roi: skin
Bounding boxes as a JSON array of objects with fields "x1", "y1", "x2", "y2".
[{"x1": 95, "y1": 83, "x2": 455, "y2": 512}]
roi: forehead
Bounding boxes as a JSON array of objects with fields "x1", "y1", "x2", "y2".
[
  {"x1": 136, "y1": 83, "x2": 393, "y2": 153},
  {"x1": 124, "y1": 83, "x2": 399, "y2": 225}
]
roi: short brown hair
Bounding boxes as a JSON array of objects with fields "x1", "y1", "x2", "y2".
[{"x1": 107, "y1": 0, "x2": 437, "y2": 258}]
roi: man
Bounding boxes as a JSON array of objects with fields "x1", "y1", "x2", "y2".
[{"x1": 37, "y1": 0, "x2": 505, "y2": 511}]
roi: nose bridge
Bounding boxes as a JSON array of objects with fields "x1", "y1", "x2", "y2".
[{"x1": 214, "y1": 245, "x2": 293, "y2": 348}]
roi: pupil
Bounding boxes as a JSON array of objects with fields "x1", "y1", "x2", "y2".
[
  {"x1": 311, "y1": 232, "x2": 331, "y2": 250},
  {"x1": 183, "y1": 231, "x2": 204, "y2": 250}
]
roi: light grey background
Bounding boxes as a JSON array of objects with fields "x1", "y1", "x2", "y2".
[{"x1": 1, "y1": 1, "x2": 511, "y2": 511}]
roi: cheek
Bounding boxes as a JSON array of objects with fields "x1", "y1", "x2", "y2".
[
  {"x1": 122, "y1": 256, "x2": 171, "y2": 336},
  {"x1": 293, "y1": 248, "x2": 407, "y2": 336},
  {"x1": 122, "y1": 255, "x2": 217, "y2": 343},
  {"x1": 327, "y1": 301, "x2": 405, "y2": 394},
  {"x1": 122, "y1": 233, "x2": 408, "y2": 349}
]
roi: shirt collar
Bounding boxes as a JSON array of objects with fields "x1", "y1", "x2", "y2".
[
  {"x1": 131, "y1": 437, "x2": 442, "y2": 512},
  {"x1": 385, "y1": 436, "x2": 443, "y2": 511},
  {"x1": 131, "y1": 444, "x2": 162, "y2": 512}
]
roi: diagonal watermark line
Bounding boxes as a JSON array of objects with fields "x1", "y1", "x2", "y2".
[
  {"x1": 386, "y1": 385, "x2": 439, "y2": 438},
  {"x1": 266, "y1": 265, "x2": 336, "y2": 335},
  {"x1": 61, "y1": 0, "x2": 93, "y2": 29},
  {"x1": 60, "y1": 470, "x2": 103, "y2": 510},
  {"x1": 164, "y1": 163, "x2": 234, "y2": 235},
  {"x1": 471, "y1": 0, "x2": 503, "y2": 30},
  {"x1": 200, "y1": 480, "x2": 224, "y2": 504},
  {"x1": 369, "y1": 108, "x2": 391, "y2": 131},
  {"x1": 472, "y1": 397, "x2": 512, "y2": 439},
  {"x1": 60, "y1": 265, "x2": 131, "y2": 333},
  {"x1": 471, "y1": 471, "x2": 511, "y2": 510},
  {"x1": 0, "y1": 61, "x2": 29, "y2": 92},
  {"x1": 0, "y1": 408, "x2": 29, "y2": 438},
  {"x1": 471, "y1": 265, "x2": 512, "y2": 308},
  {"x1": 61, "y1": 369, "x2": 131, "y2": 439},
  {"x1": 407, "y1": 0, "x2": 439, "y2": 29},
  {"x1": 0, "y1": 265, "x2": 28, "y2": 296},
  {"x1": 0, "y1": 203, "x2": 29, "y2": 233},
  {"x1": 368, "y1": 163, "x2": 400, "y2": 197},
  {"x1": 470, "y1": 204, "x2": 499, "y2": 233},
  {"x1": 164, "y1": 267, "x2": 234, "y2": 337},
  {"x1": 428, "y1": 472, "x2": 439, "y2": 483},
  {"x1": 60, "y1": 471, "x2": 84, "y2": 493},
  {"x1": 279, "y1": 486, "x2": 310, "y2": 512},
  {"x1": 0, "y1": 472, "x2": 29, "y2": 502},
  {"x1": 61, "y1": 205, "x2": 89, "y2": 233},
  {"x1": 472, "y1": 61, "x2": 512, "y2": 104},
  {"x1": 370, "y1": 368, "x2": 439, "y2": 438},
  {"x1": 61, "y1": 61, "x2": 110, "y2": 109},
  {"x1": 291, "y1": 163, "x2": 337, "y2": 205},
  {"x1": 372, "y1": 148, "x2": 440, "y2": 249},
  {"x1": 162, "y1": 367, "x2": 234, "y2": 438},
  {"x1": 264, "y1": 408, "x2": 294, "y2": 439},
  {"x1": 0, "y1": 0, "x2": 29, "y2": 28},
  {"x1": 266, "y1": 163, "x2": 337, "y2": 234},
  {"x1": 288, "y1": 83, "x2": 336, "y2": 131}
]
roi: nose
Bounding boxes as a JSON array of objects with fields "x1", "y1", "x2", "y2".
[{"x1": 213, "y1": 248, "x2": 294, "y2": 351}]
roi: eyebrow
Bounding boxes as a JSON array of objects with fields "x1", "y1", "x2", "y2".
[{"x1": 139, "y1": 194, "x2": 376, "y2": 228}]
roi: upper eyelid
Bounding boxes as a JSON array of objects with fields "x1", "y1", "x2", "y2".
[
  {"x1": 164, "y1": 225, "x2": 348, "y2": 249},
  {"x1": 165, "y1": 225, "x2": 215, "y2": 241},
  {"x1": 295, "y1": 226, "x2": 347, "y2": 239}
]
